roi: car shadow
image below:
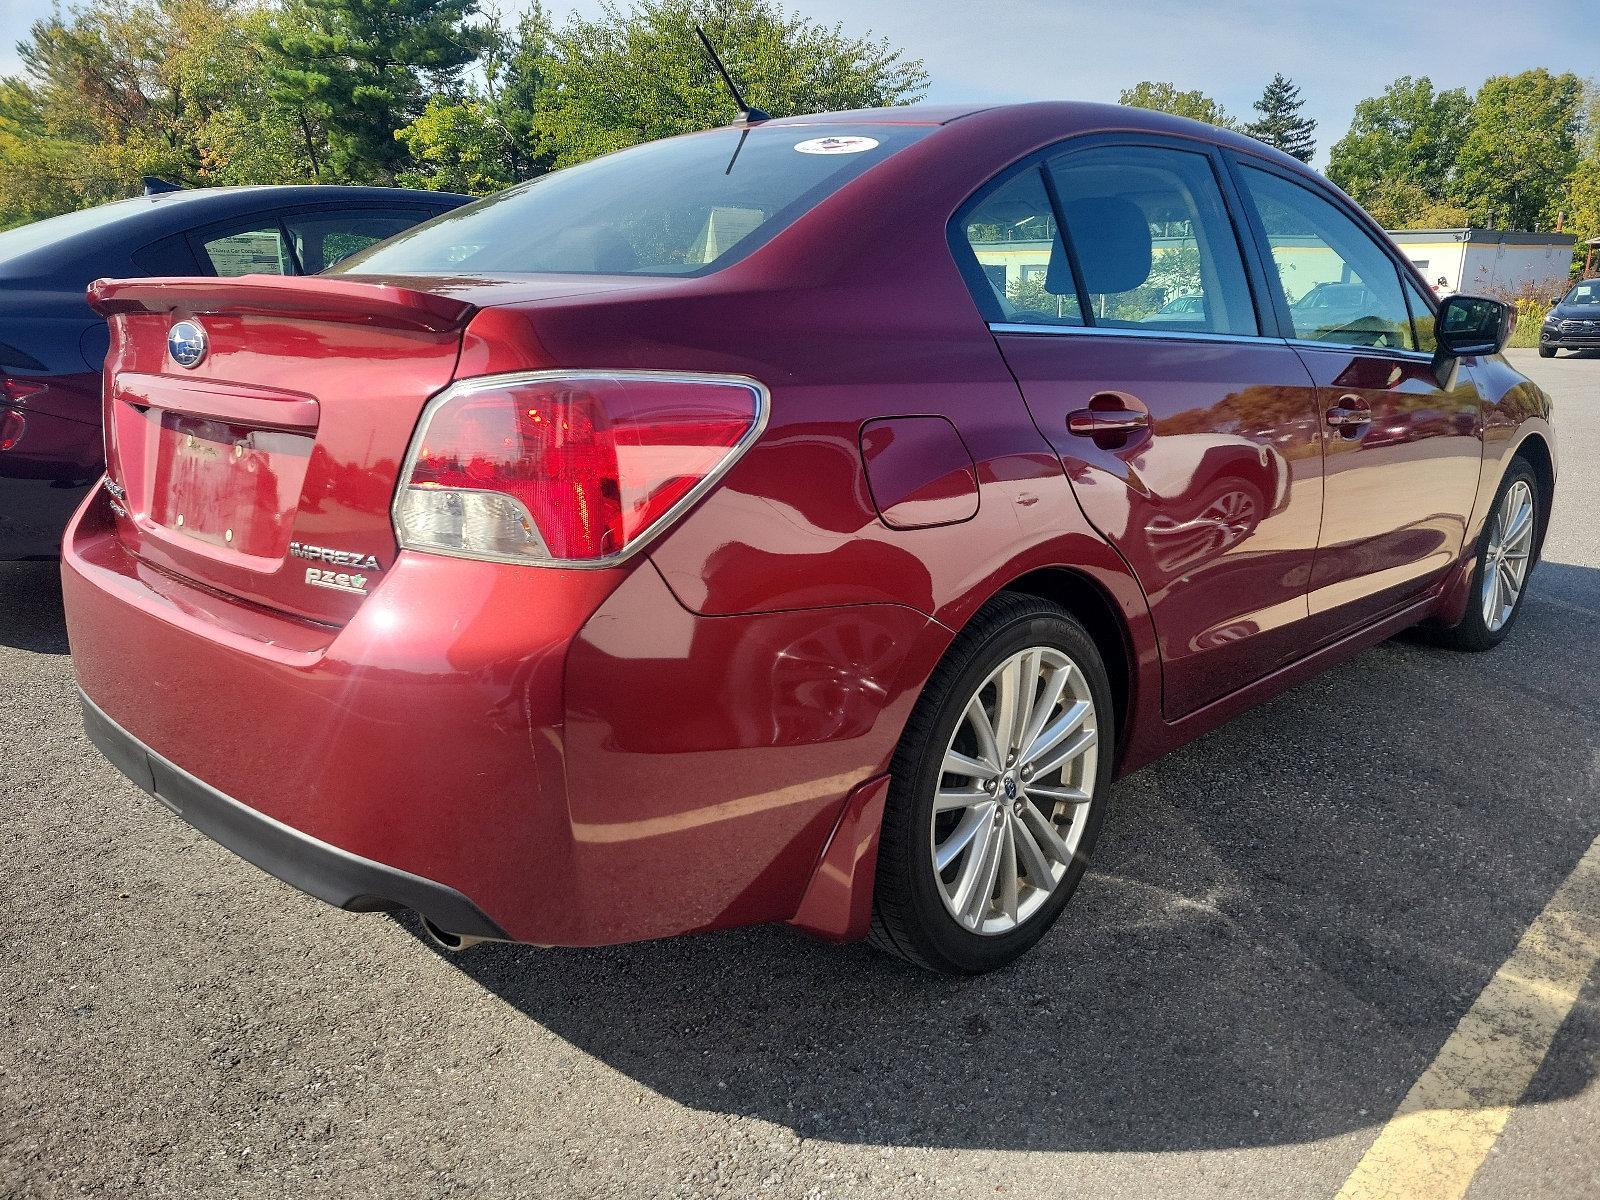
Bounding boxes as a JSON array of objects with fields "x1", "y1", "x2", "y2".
[
  {"x1": 0, "y1": 561, "x2": 69, "y2": 654},
  {"x1": 407, "y1": 558, "x2": 1600, "y2": 1153}
]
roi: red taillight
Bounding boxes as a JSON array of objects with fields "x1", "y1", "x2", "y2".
[
  {"x1": 395, "y1": 372, "x2": 765, "y2": 565},
  {"x1": 0, "y1": 407, "x2": 24, "y2": 452}
]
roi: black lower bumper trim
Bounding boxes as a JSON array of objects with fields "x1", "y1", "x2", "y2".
[{"x1": 81, "y1": 693, "x2": 509, "y2": 941}]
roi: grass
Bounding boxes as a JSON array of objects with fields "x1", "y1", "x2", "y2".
[{"x1": 1506, "y1": 303, "x2": 1546, "y2": 349}]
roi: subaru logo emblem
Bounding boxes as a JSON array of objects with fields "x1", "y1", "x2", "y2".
[
  {"x1": 1003, "y1": 776, "x2": 1017, "y2": 800},
  {"x1": 168, "y1": 320, "x2": 207, "y2": 368}
]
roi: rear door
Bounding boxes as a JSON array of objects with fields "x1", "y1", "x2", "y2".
[
  {"x1": 1228, "y1": 160, "x2": 1483, "y2": 635},
  {"x1": 962, "y1": 137, "x2": 1326, "y2": 719}
]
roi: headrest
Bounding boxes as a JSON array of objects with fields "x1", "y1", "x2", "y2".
[{"x1": 1057, "y1": 197, "x2": 1153, "y2": 295}]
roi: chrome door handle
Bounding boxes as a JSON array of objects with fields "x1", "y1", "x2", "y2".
[
  {"x1": 1325, "y1": 402, "x2": 1371, "y2": 428},
  {"x1": 1068, "y1": 407, "x2": 1149, "y2": 436}
]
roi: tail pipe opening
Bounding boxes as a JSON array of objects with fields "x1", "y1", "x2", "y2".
[{"x1": 417, "y1": 914, "x2": 498, "y2": 953}]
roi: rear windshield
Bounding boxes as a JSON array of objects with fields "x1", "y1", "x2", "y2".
[
  {"x1": 0, "y1": 198, "x2": 149, "y2": 273},
  {"x1": 335, "y1": 124, "x2": 931, "y2": 278}
]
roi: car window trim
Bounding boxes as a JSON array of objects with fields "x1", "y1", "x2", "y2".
[
  {"x1": 986, "y1": 321, "x2": 1441, "y2": 366},
  {"x1": 1036, "y1": 164, "x2": 1093, "y2": 322},
  {"x1": 1284, "y1": 337, "x2": 1435, "y2": 365},
  {"x1": 990, "y1": 322, "x2": 1290, "y2": 346}
]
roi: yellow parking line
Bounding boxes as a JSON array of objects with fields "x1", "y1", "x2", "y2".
[{"x1": 1334, "y1": 832, "x2": 1600, "y2": 1200}]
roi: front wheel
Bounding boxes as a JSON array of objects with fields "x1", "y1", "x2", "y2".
[
  {"x1": 1538, "y1": 345, "x2": 1557, "y2": 359},
  {"x1": 1429, "y1": 460, "x2": 1540, "y2": 651},
  {"x1": 869, "y1": 594, "x2": 1114, "y2": 974}
]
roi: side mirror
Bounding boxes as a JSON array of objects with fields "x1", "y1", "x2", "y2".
[{"x1": 1435, "y1": 294, "x2": 1513, "y2": 358}]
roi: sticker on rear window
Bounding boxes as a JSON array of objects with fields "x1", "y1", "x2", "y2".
[{"x1": 794, "y1": 136, "x2": 879, "y2": 155}]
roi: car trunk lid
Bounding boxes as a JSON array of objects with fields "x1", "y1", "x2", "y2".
[{"x1": 88, "y1": 275, "x2": 477, "y2": 626}]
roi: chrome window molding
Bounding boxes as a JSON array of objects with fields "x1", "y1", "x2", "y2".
[
  {"x1": 988, "y1": 322, "x2": 1286, "y2": 346},
  {"x1": 1285, "y1": 338, "x2": 1435, "y2": 363},
  {"x1": 392, "y1": 368, "x2": 771, "y2": 571},
  {"x1": 988, "y1": 321, "x2": 1440, "y2": 363}
]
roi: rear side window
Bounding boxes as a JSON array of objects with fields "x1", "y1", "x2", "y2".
[
  {"x1": 201, "y1": 225, "x2": 291, "y2": 276},
  {"x1": 283, "y1": 209, "x2": 434, "y2": 272},
  {"x1": 1238, "y1": 165, "x2": 1416, "y2": 352},
  {"x1": 336, "y1": 125, "x2": 931, "y2": 278},
  {"x1": 1047, "y1": 145, "x2": 1258, "y2": 336},
  {"x1": 959, "y1": 169, "x2": 1083, "y2": 326}
]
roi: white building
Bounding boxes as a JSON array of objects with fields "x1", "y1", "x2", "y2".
[{"x1": 1384, "y1": 228, "x2": 1575, "y2": 297}]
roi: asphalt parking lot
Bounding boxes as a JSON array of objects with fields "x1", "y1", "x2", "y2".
[{"x1": 2, "y1": 348, "x2": 1596, "y2": 1200}]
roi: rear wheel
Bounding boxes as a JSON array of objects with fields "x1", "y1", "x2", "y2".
[
  {"x1": 1430, "y1": 460, "x2": 1540, "y2": 651},
  {"x1": 869, "y1": 593, "x2": 1114, "y2": 974}
]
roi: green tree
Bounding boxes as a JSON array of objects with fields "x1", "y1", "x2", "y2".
[
  {"x1": 536, "y1": 0, "x2": 929, "y2": 168},
  {"x1": 264, "y1": 0, "x2": 491, "y2": 183},
  {"x1": 1455, "y1": 68, "x2": 1583, "y2": 230},
  {"x1": 1118, "y1": 81, "x2": 1234, "y2": 129},
  {"x1": 1244, "y1": 73, "x2": 1315, "y2": 162},
  {"x1": 1328, "y1": 75, "x2": 1472, "y2": 225},
  {"x1": 1562, "y1": 80, "x2": 1600, "y2": 272},
  {"x1": 395, "y1": 5, "x2": 556, "y2": 192},
  {"x1": 0, "y1": 0, "x2": 310, "y2": 229},
  {"x1": 396, "y1": 97, "x2": 507, "y2": 193}
]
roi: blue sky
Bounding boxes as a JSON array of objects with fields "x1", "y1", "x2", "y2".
[{"x1": 2, "y1": 0, "x2": 1595, "y2": 166}]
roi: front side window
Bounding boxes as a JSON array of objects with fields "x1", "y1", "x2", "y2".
[
  {"x1": 1403, "y1": 276, "x2": 1437, "y2": 353},
  {"x1": 336, "y1": 124, "x2": 930, "y2": 278},
  {"x1": 959, "y1": 168, "x2": 1083, "y2": 326},
  {"x1": 1239, "y1": 165, "x2": 1415, "y2": 351},
  {"x1": 1047, "y1": 145, "x2": 1258, "y2": 336}
]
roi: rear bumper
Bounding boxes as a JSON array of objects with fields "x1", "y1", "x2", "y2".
[
  {"x1": 82, "y1": 692, "x2": 507, "y2": 939},
  {"x1": 62, "y1": 487, "x2": 941, "y2": 946}
]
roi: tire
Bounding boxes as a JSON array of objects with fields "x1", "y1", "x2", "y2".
[
  {"x1": 1429, "y1": 458, "x2": 1541, "y2": 651},
  {"x1": 1538, "y1": 345, "x2": 1556, "y2": 358},
  {"x1": 869, "y1": 592, "x2": 1115, "y2": 974}
]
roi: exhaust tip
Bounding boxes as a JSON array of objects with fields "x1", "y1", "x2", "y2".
[{"x1": 417, "y1": 914, "x2": 492, "y2": 953}]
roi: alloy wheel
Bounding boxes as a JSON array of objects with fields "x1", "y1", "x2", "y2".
[
  {"x1": 930, "y1": 646, "x2": 1099, "y2": 935},
  {"x1": 1482, "y1": 479, "x2": 1535, "y2": 633}
]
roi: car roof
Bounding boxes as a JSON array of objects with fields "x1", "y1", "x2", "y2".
[
  {"x1": 0, "y1": 184, "x2": 471, "y2": 280},
  {"x1": 743, "y1": 100, "x2": 1312, "y2": 170}
]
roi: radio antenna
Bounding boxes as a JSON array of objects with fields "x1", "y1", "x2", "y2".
[{"x1": 695, "y1": 26, "x2": 770, "y2": 123}]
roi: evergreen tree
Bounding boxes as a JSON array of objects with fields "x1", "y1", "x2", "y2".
[
  {"x1": 264, "y1": 0, "x2": 491, "y2": 183},
  {"x1": 1245, "y1": 73, "x2": 1316, "y2": 163}
]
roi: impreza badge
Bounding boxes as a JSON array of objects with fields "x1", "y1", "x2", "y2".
[{"x1": 289, "y1": 541, "x2": 382, "y2": 571}]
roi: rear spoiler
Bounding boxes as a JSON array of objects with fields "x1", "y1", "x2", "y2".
[{"x1": 87, "y1": 275, "x2": 477, "y2": 334}]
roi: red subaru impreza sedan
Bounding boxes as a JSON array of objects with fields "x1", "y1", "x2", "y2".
[{"x1": 63, "y1": 103, "x2": 1554, "y2": 974}]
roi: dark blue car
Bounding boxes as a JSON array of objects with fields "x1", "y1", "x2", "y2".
[
  {"x1": 0, "y1": 184, "x2": 469, "y2": 558},
  {"x1": 1539, "y1": 277, "x2": 1600, "y2": 357}
]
